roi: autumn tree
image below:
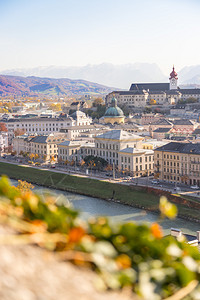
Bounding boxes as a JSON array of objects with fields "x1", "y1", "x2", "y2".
[
  {"x1": 80, "y1": 159, "x2": 85, "y2": 168},
  {"x1": 17, "y1": 180, "x2": 34, "y2": 192},
  {"x1": 0, "y1": 122, "x2": 8, "y2": 132},
  {"x1": 34, "y1": 154, "x2": 39, "y2": 160},
  {"x1": 105, "y1": 164, "x2": 112, "y2": 172},
  {"x1": 92, "y1": 97, "x2": 104, "y2": 107},
  {"x1": 149, "y1": 99, "x2": 156, "y2": 105},
  {"x1": 50, "y1": 155, "x2": 56, "y2": 163},
  {"x1": 70, "y1": 159, "x2": 75, "y2": 166},
  {"x1": 29, "y1": 153, "x2": 35, "y2": 161},
  {"x1": 49, "y1": 103, "x2": 62, "y2": 112},
  {"x1": 64, "y1": 159, "x2": 69, "y2": 166},
  {"x1": 14, "y1": 128, "x2": 25, "y2": 137}
]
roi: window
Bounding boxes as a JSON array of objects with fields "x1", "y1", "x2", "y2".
[{"x1": 136, "y1": 157, "x2": 138, "y2": 163}]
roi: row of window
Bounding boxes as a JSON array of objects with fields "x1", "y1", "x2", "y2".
[{"x1": 96, "y1": 143, "x2": 119, "y2": 150}]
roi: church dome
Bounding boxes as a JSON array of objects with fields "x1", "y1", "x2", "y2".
[{"x1": 104, "y1": 97, "x2": 124, "y2": 117}]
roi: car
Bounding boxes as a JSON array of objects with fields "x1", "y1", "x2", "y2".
[
  {"x1": 190, "y1": 185, "x2": 199, "y2": 190},
  {"x1": 51, "y1": 165, "x2": 56, "y2": 168},
  {"x1": 151, "y1": 179, "x2": 159, "y2": 184},
  {"x1": 173, "y1": 187, "x2": 181, "y2": 192}
]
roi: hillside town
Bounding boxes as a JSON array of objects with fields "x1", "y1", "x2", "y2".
[{"x1": 0, "y1": 66, "x2": 199, "y2": 194}]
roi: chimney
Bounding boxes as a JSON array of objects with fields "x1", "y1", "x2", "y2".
[
  {"x1": 196, "y1": 231, "x2": 200, "y2": 242},
  {"x1": 171, "y1": 228, "x2": 182, "y2": 238}
]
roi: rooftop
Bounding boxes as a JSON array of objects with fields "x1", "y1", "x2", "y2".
[
  {"x1": 95, "y1": 130, "x2": 143, "y2": 141},
  {"x1": 155, "y1": 142, "x2": 200, "y2": 155},
  {"x1": 130, "y1": 83, "x2": 170, "y2": 92},
  {"x1": 153, "y1": 128, "x2": 171, "y2": 133},
  {"x1": 119, "y1": 147, "x2": 153, "y2": 154}
]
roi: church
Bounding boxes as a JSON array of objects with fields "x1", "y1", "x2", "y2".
[{"x1": 106, "y1": 66, "x2": 200, "y2": 108}]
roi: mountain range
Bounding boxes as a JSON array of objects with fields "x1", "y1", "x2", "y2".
[
  {"x1": 0, "y1": 75, "x2": 114, "y2": 97},
  {"x1": 1, "y1": 63, "x2": 168, "y2": 89},
  {"x1": 1, "y1": 63, "x2": 200, "y2": 97}
]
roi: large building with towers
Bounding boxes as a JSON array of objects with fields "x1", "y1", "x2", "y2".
[{"x1": 106, "y1": 66, "x2": 200, "y2": 108}]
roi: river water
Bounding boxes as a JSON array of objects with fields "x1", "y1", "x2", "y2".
[{"x1": 11, "y1": 180, "x2": 200, "y2": 236}]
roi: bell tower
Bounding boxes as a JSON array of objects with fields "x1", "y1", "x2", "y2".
[{"x1": 169, "y1": 65, "x2": 178, "y2": 90}]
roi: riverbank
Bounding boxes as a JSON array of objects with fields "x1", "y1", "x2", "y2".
[{"x1": 0, "y1": 161, "x2": 200, "y2": 223}]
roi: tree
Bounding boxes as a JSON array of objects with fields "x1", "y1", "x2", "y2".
[
  {"x1": 105, "y1": 164, "x2": 112, "y2": 172},
  {"x1": 92, "y1": 97, "x2": 104, "y2": 107},
  {"x1": 50, "y1": 155, "x2": 56, "y2": 163},
  {"x1": 49, "y1": 103, "x2": 62, "y2": 111},
  {"x1": 80, "y1": 159, "x2": 85, "y2": 168},
  {"x1": 14, "y1": 128, "x2": 25, "y2": 137},
  {"x1": 149, "y1": 99, "x2": 156, "y2": 105},
  {"x1": 84, "y1": 155, "x2": 108, "y2": 170},
  {"x1": 178, "y1": 97, "x2": 198, "y2": 104},
  {"x1": 29, "y1": 153, "x2": 35, "y2": 161},
  {"x1": 70, "y1": 159, "x2": 75, "y2": 166},
  {"x1": 0, "y1": 122, "x2": 7, "y2": 132},
  {"x1": 64, "y1": 159, "x2": 69, "y2": 166},
  {"x1": 58, "y1": 157, "x2": 63, "y2": 164},
  {"x1": 16, "y1": 180, "x2": 34, "y2": 192},
  {"x1": 34, "y1": 154, "x2": 39, "y2": 160}
]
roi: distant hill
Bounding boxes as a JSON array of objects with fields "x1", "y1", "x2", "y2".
[
  {"x1": 1, "y1": 63, "x2": 168, "y2": 89},
  {"x1": 0, "y1": 75, "x2": 114, "y2": 97},
  {"x1": 179, "y1": 65, "x2": 200, "y2": 85}
]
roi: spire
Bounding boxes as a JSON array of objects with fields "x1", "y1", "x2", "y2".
[{"x1": 169, "y1": 65, "x2": 178, "y2": 80}]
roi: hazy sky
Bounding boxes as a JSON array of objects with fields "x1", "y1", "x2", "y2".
[{"x1": 0, "y1": 0, "x2": 199, "y2": 75}]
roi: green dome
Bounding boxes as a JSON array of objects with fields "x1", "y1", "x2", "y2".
[{"x1": 104, "y1": 97, "x2": 124, "y2": 117}]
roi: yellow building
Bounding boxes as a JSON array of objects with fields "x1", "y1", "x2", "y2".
[{"x1": 154, "y1": 142, "x2": 200, "y2": 186}]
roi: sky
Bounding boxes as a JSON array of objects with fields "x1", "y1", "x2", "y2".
[{"x1": 0, "y1": 0, "x2": 200, "y2": 75}]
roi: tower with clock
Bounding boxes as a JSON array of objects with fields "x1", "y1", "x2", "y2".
[{"x1": 169, "y1": 65, "x2": 178, "y2": 90}]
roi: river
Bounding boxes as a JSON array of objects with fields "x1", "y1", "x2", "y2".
[{"x1": 11, "y1": 180, "x2": 200, "y2": 236}]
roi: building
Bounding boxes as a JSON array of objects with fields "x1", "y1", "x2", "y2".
[
  {"x1": 101, "y1": 97, "x2": 125, "y2": 124},
  {"x1": 105, "y1": 90, "x2": 149, "y2": 108},
  {"x1": 57, "y1": 129, "x2": 155, "y2": 177},
  {"x1": 13, "y1": 133, "x2": 68, "y2": 161},
  {"x1": 13, "y1": 134, "x2": 33, "y2": 155},
  {"x1": 106, "y1": 66, "x2": 200, "y2": 108},
  {"x1": 58, "y1": 140, "x2": 94, "y2": 163},
  {"x1": 152, "y1": 128, "x2": 171, "y2": 140},
  {"x1": 60, "y1": 124, "x2": 109, "y2": 140},
  {"x1": 5, "y1": 116, "x2": 75, "y2": 143},
  {"x1": 154, "y1": 142, "x2": 200, "y2": 186},
  {"x1": 118, "y1": 147, "x2": 154, "y2": 176},
  {"x1": 0, "y1": 131, "x2": 8, "y2": 153},
  {"x1": 69, "y1": 110, "x2": 92, "y2": 126}
]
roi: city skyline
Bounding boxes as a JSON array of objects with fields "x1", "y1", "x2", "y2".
[{"x1": 0, "y1": 0, "x2": 200, "y2": 75}]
